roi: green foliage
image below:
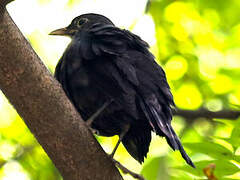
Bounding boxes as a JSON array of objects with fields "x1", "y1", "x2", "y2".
[
  {"x1": 140, "y1": 1, "x2": 240, "y2": 179},
  {"x1": 149, "y1": 0, "x2": 240, "y2": 110},
  {"x1": 141, "y1": 157, "x2": 169, "y2": 180},
  {"x1": 177, "y1": 160, "x2": 239, "y2": 178},
  {"x1": 141, "y1": 120, "x2": 240, "y2": 179}
]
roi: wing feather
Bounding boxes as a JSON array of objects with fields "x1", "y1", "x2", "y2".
[{"x1": 88, "y1": 23, "x2": 194, "y2": 167}]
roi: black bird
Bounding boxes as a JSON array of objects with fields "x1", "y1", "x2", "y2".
[{"x1": 50, "y1": 13, "x2": 195, "y2": 167}]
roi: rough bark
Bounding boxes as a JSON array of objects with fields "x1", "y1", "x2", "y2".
[{"x1": 0, "y1": 3, "x2": 122, "y2": 180}]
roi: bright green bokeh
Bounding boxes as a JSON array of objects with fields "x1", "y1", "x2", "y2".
[
  {"x1": 164, "y1": 55, "x2": 188, "y2": 80},
  {"x1": 174, "y1": 83, "x2": 203, "y2": 109},
  {"x1": 210, "y1": 74, "x2": 234, "y2": 94}
]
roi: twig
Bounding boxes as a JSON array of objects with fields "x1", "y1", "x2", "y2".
[
  {"x1": 145, "y1": 0, "x2": 151, "y2": 13},
  {"x1": 112, "y1": 159, "x2": 145, "y2": 180},
  {"x1": 173, "y1": 108, "x2": 240, "y2": 121}
]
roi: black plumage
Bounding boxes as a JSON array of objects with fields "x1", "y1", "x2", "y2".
[{"x1": 50, "y1": 13, "x2": 194, "y2": 167}]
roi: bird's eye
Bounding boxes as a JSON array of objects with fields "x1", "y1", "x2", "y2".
[{"x1": 76, "y1": 18, "x2": 88, "y2": 27}]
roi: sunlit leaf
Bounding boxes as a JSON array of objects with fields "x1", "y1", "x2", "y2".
[
  {"x1": 227, "y1": 119, "x2": 240, "y2": 151},
  {"x1": 141, "y1": 156, "x2": 169, "y2": 180},
  {"x1": 184, "y1": 142, "x2": 234, "y2": 160},
  {"x1": 176, "y1": 160, "x2": 239, "y2": 178}
]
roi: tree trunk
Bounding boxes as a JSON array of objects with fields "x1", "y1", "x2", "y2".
[{"x1": 0, "y1": 2, "x2": 122, "y2": 180}]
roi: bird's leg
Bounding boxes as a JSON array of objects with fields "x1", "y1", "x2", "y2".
[
  {"x1": 86, "y1": 99, "x2": 113, "y2": 126},
  {"x1": 112, "y1": 159, "x2": 145, "y2": 180},
  {"x1": 110, "y1": 126, "x2": 145, "y2": 180},
  {"x1": 109, "y1": 125, "x2": 145, "y2": 180},
  {"x1": 109, "y1": 138, "x2": 121, "y2": 158},
  {"x1": 109, "y1": 124, "x2": 130, "y2": 158}
]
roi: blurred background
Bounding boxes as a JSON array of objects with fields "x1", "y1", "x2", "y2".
[{"x1": 1, "y1": 0, "x2": 240, "y2": 179}]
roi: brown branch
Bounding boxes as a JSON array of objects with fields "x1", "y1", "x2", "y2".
[
  {"x1": 0, "y1": 3, "x2": 122, "y2": 180},
  {"x1": 173, "y1": 108, "x2": 240, "y2": 121},
  {"x1": 0, "y1": 0, "x2": 14, "y2": 7}
]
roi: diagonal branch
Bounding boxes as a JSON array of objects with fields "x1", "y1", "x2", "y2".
[{"x1": 0, "y1": 2, "x2": 122, "y2": 180}]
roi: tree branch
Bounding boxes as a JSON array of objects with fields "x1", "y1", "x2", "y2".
[
  {"x1": 0, "y1": 3, "x2": 122, "y2": 180},
  {"x1": 0, "y1": 0, "x2": 14, "y2": 7},
  {"x1": 173, "y1": 108, "x2": 240, "y2": 121}
]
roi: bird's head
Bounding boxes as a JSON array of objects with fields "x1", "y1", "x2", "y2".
[{"x1": 49, "y1": 13, "x2": 114, "y2": 37}]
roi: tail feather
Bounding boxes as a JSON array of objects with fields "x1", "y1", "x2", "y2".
[
  {"x1": 140, "y1": 94, "x2": 195, "y2": 167},
  {"x1": 166, "y1": 125, "x2": 195, "y2": 167},
  {"x1": 122, "y1": 124, "x2": 152, "y2": 163}
]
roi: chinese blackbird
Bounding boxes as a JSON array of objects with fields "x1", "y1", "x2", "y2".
[{"x1": 50, "y1": 13, "x2": 195, "y2": 167}]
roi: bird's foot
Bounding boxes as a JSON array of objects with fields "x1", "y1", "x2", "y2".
[
  {"x1": 86, "y1": 99, "x2": 113, "y2": 126},
  {"x1": 84, "y1": 122, "x2": 99, "y2": 135},
  {"x1": 111, "y1": 158, "x2": 145, "y2": 180},
  {"x1": 89, "y1": 127, "x2": 97, "y2": 134}
]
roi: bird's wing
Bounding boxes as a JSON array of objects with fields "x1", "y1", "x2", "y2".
[
  {"x1": 89, "y1": 23, "x2": 149, "y2": 56},
  {"x1": 89, "y1": 24, "x2": 173, "y2": 105},
  {"x1": 88, "y1": 25, "x2": 194, "y2": 167},
  {"x1": 87, "y1": 58, "x2": 139, "y2": 118},
  {"x1": 120, "y1": 49, "x2": 195, "y2": 166},
  {"x1": 115, "y1": 51, "x2": 194, "y2": 167},
  {"x1": 89, "y1": 24, "x2": 174, "y2": 132}
]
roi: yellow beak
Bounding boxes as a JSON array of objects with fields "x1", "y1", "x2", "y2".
[{"x1": 49, "y1": 27, "x2": 69, "y2": 36}]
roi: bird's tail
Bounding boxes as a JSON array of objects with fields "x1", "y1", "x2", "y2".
[
  {"x1": 122, "y1": 123, "x2": 152, "y2": 163},
  {"x1": 139, "y1": 94, "x2": 195, "y2": 167},
  {"x1": 165, "y1": 125, "x2": 195, "y2": 167}
]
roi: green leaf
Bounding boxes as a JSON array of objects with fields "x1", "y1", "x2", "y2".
[
  {"x1": 176, "y1": 160, "x2": 239, "y2": 178},
  {"x1": 233, "y1": 155, "x2": 240, "y2": 163},
  {"x1": 184, "y1": 142, "x2": 234, "y2": 160},
  {"x1": 229, "y1": 127, "x2": 240, "y2": 151},
  {"x1": 228, "y1": 119, "x2": 240, "y2": 151},
  {"x1": 170, "y1": 174, "x2": 193, "y2": 180},
  {"x1": 141, "y1": 156, "x2": 169, "y2": 180}
]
